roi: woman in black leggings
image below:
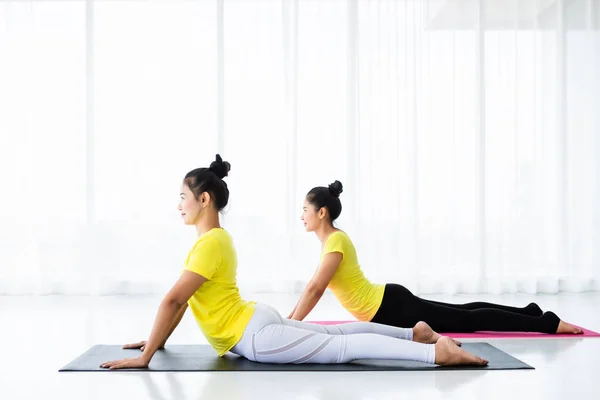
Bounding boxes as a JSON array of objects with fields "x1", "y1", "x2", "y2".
[
  {"x1": 289, "y1": 180, "x2": 583, "y2": 335},
  {"x1": 370, "y1": 283, "x2": 566, "y2": 333}
]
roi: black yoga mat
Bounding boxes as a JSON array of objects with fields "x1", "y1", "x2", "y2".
[{"x1": 59, "y1": 342, "x2": 533, "y2": 371}]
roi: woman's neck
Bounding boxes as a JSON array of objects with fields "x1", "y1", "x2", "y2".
[
  {"x1": 195, "y1": 211, "x2": 222, "y2": 237},
  {"x1": 315, "y1": 223, "x2": 337, "y2": 245}
]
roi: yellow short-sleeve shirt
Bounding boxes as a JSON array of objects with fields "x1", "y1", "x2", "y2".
[
  {"x1": 322, "y1": 231, "x2": 384, "y2": 321},
  {"x1": 184, "y1": 228, "x2": 255, "y2": 356}
]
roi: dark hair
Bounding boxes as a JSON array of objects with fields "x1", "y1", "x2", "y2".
[
  {"x1": 184, "y1": 154, "x2": 231, "y2": 211},
  {"x1": 306, "y1": 180, "x2": 343, "y2": 222}
]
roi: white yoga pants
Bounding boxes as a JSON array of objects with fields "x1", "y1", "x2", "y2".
[{"x1": 230, "y1": 303, "x2": 436, "y2": 364}]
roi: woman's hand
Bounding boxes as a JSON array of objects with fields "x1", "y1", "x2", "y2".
[
  {"x1": 123, "y1": 340, "x2": 148, "y2": 351},
  {"x1": 100, "y1": 272, "x2": 204, "y2": 371},
  {"x1": 100, "y1": 356, "x2": 149, "y2": 370},
  {"x1": 122, "y1": 340, "x2": 165, "y2": 351}
]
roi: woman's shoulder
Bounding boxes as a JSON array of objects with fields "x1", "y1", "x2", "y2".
[
  {"x1": 191, "y1": 228, "x2": 228, "y2": 251},
  {"x1": 327, "y1": 230, "x2": 354, "y2": 246},
  {"x1": 334, "y1": 229, "x2": 352, "y2": 239}
]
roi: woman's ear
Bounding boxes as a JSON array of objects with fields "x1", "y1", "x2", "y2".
[{"x1": 200, "y1": 192, "x2": 211, "y2": 206}]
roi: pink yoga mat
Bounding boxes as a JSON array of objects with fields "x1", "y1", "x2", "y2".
[{"x1": 307, "y1": 320, "x2": 600, "y2": 338}]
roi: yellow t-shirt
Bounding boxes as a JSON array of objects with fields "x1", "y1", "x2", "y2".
[
  {"x1": 184, "y1": 228, "x2": 255, "y2": 356},
  {"x1": 322, "y1": 231, "x2": 384, "y2": 322}
]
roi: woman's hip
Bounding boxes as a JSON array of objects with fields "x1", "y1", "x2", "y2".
[{"x1": 230, "y1": 303, "x2": 283, "y2": 359}]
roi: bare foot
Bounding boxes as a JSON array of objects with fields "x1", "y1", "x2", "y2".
[
  {"x1": 413, "y1": 321, "x2": 462, "y2": 346},
  {"x1": 556, "y1": 320, "x2": 583, "y2": 334},
  {"x1": 434, "y1": 337, "x2": 488, "y2": 367}
]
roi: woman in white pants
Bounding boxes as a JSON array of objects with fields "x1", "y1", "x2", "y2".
[
  {"x1": 232, "y1": 303, "x2": 444, "y2": 365},
  {"x1": 100, "y1": 156, "x2": 487, "y2": 370}
]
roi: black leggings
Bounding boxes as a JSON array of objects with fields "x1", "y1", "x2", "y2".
[{"x1": 370, "y1": 284, "x2": 561, "y2": 333}]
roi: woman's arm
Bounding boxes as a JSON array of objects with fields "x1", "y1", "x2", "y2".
[
  {"x1": 100, "y1": 271, "x2": 206, "y2": 370},
  {"x1": 287, "y1": 288, "x2": 307, "y2": 319},
  {"x1": 287, "y1": 301, "x2": 299, "y2": 319},
  {"x1": 289, "y1": 252, "x2": 342, "y2": 321},
  {"x1": 161, "y1": 302, "x2": 188, "y2": 347},
  {"x1": 124, "y1": 302, "x2": 189, "y2": 351}
]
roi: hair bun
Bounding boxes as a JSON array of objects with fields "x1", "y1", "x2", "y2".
[
  {"x1": 209, "y1": 154, "x2": 231, "y2": 179},
  {"x1": 328, "y1": 180, "x2": 343, "y2": 198}
]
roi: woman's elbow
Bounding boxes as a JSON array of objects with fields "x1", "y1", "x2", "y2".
[
  {"x1": 163, "y1": 293, "x2": 187, "y2": 308},
  {"x1": 306, "y1": 284, "x2": 326, "y2": 297}
]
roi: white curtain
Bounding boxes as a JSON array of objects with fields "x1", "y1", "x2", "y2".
[{"x1": 0, "y1": 0, "x2": 599, "y2": 295}]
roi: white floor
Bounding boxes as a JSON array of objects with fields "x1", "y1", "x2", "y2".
[{"x1": 1, "y1": 292, "x2": 599, "y2": 400}]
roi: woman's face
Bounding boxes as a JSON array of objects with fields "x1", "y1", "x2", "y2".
[
  {"x1": 178, "y1": 184, "x2": 202, "y2": 225},
  {"x1": 301, "y1": 198, "x2": 322, "y2": 232}
]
